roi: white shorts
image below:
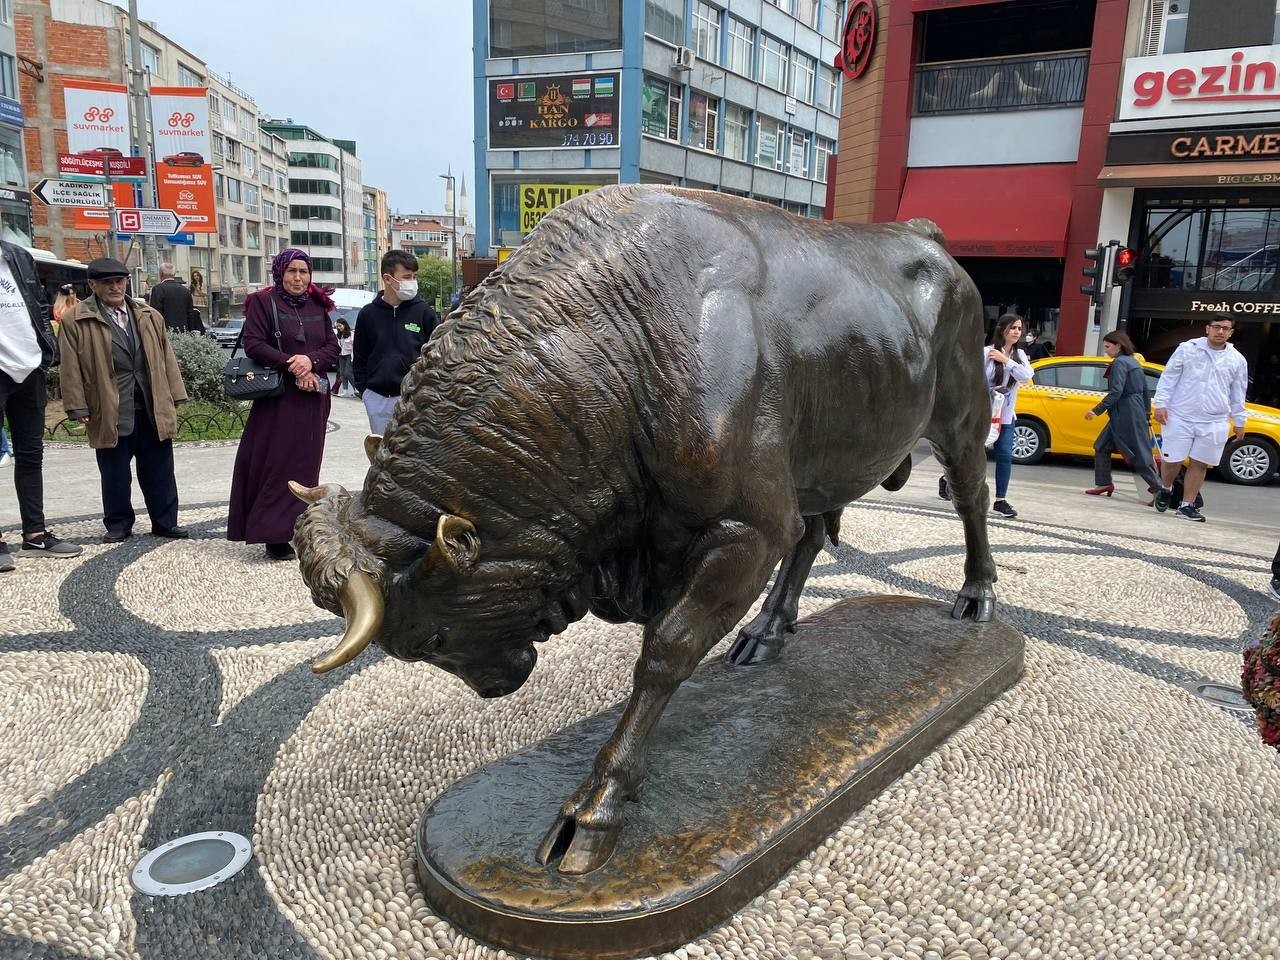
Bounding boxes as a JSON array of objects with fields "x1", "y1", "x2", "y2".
[{"x1": 1160, "y1": 417, "x2": 1228, "y2": 466}]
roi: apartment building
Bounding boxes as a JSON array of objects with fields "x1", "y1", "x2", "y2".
[
  {"x1": 260, "y1": 119, "x2": 364, "y2": 289},
  {"x1": 474, "y1": 0, "x2": 845, "y2": 255},
  {"x1": 362, "y1": 184, "x2": 388, "y2": 288}
]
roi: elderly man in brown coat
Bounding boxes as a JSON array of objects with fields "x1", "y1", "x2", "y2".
[{"x1": 58, "y1": 258, "x2": 190, "y2": 543}]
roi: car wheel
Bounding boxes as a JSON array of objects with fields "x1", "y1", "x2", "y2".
[
  {"x1": 1010, "y1": 418, "x2": 1048, "y2": 465},
  {"x1": 1218, "y1": 436, "x2": 1278, "y2": 485}
]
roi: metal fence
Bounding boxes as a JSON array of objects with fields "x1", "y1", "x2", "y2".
[
  {"x1": 914, "y1": 50, "x2": 1090, "y2": 116},
  {"x1": 45, "y1": 408, "x2": 249, "y2": 442}
]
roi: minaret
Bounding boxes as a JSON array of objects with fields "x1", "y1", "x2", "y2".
[{"x1": 460, "y1": 174, "x2": 469, "y2": 227}]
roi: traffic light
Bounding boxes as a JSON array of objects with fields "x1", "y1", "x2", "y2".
[
  {"x1": 1080, "y1": 246, "x2": 1104, "y2": 300},
  {"x1": 1112, "y1": 246, "x2": 1137, "y2": 285}
]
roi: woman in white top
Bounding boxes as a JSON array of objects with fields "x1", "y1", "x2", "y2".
[
  {"x1": 333, "y1": 318, "x2": 356, "y2": 397},
  {"x1": 939, "y1": 313, "x2": 1034, "y2": 518}
]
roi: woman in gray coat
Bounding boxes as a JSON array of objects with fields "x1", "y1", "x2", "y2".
[{"x1": 1084, "y1": 330, "x2": 1163, "y2": 500}]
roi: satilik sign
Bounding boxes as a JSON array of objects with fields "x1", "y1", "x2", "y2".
[{"x1": 519, "y1": 183, "x2": 601, "y2": 233}]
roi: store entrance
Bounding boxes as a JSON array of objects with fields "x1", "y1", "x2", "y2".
[
  {"x1": 956, "y1": 256, "x2": 1065, "y2": 347},
  {"x1": 1127, "y1": 316, "x2": 1280, "y2": 408}
]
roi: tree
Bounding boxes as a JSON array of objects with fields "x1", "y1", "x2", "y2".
[{"x1": 414, "y1": 255, "x2": 454, "y2": 312}]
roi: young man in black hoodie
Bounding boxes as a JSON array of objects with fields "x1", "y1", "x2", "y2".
[{"x1": 353, "y1": 249, "x2": 439, "y2": 435}]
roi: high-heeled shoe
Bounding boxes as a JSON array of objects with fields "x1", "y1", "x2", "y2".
[{"x1": 1085, "y1": 484, "x2": 1115, "y2": 497}]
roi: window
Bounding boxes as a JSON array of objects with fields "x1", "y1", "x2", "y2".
[
  {"x1": 214, "y1": 173, "x2": 224, "y2": 201},
  {"x1": 824, "y1": 0, "x2": 847, "y2": 42},
  {"x1": 764, "y1": 0, "x2": 791, "y2": 11},
  {"x1": 816, "y1": 137, "x2": 834, "y2": 182},
  {"x1": 796, "y1": 0, "x2": 819, "y2": 28},
  {"x1": 689, "y1": 93, "x2": 718, "y2": 151},
  {"x1": 290, "y1": 205, "x2": 340, "y2": 221},
  {"x1": 177, "y1": 63, "x2": 202, "y2": 87},
  {"x1": 289, "y1": 152, "x2": 338, "y2": 170},
  {"x1": 723, "y1": 103, "x2": 750, "y2": 161},
  {"x1": 788, "y1": 130, "x2": 810, "y2": 177},
  {"x1": 263, "y1": 201, "x2": 275, "y2": 222},
  {"x1": 645, "y1": 0, "x2": 684, "y2": 45},
  {"x1": 248, "y1": 258, "x2": 262, "y2": 285},
  {"x1": 212, "y1": 133, "x2": 224, "y2": 160},
  {"x1": 246, "y1": 221, "x2": 260, "y2": 250},
  {"x1": 277, "y1": 172, "x2": 287, "y2": 192},
  {"x1": 243, "y1": 150, "x2": 256, "y2": 178},
  {"x1": 223, "y1": 97, "x2": 236, "y2": 122},
  {"x1": 790, "y1": 51, "x2": 816, "y2": 103},
  {"x1": 261, "y1": 164, "x2": 272, "y2": 187},
  {"x1": 0, "y1": 0, "x2": 10, "y2": 24},
  {"x1": 289, "y1": 179, "x2": 341, "y2": 196},
  {"x1": 0, "y1": 53, "x2": 16, "y2": 100},
  {"x1": 140, "y1": 42, "x2": 160, "y2": 76},
  {"x1": 240, "y1": 107, "x2": 254, "y2": 132},
  {"x1": 229, "y1": 217, "x2": 244, "y2": 247},
  {"x1": 227, "y1": 140, "x2": 241, "y2": 163},
  {"x1": 1047, "y1": 363, "x2": 1107, "y2": 391},
  {"x1": 819, "y1": 66, "x2": 839, "y2": 114},
  {"x1": 0, "y1": 126, "x2": 24, "y2": 187},
  {"x1": 220, "y1": 254, "x2": 229, "y2": 280},
  {"x1": 693, "y1": 3, "x2": 721, "y2": 63},
  {"x1": 245, "y1": 184, "x2": 260, "y2": 214},
  {"x1": 756, "y1": 116, "x2": 785, "y2": 170},
  {"x1": 490, "y1": 0, "x2": 622, "y2": 57},
  {"x1": 227, "y1": 177, "x2": 241, "y2": 203},
  {"x1": 728, "y1": 17, "x2": 754, "y2": 78},
  {"x1": 761, "y1": 36, "x2": 789, "y2": 93},
  {"x1": 217, "y1": 215, "x2": 228, "y2": 246},
  {"x1": 231, "y1": 255, "x2": 246, "y2": 283},
  {"x1": 208, "y1": 93, "x2": 220, "y2": 118},
  {"x1": 642, "y1": 76, "x2": 680, "y2": 141}
]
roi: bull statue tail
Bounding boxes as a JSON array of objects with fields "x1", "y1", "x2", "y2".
[
  {"x1": 880, "y1": 454, "x2": 912, "y2": 492},
  {"x1": 902, "y1": 217, "x2": 946, "y2": 249}
]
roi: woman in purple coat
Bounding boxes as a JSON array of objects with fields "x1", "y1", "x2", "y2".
[{"x1": 228, "y1": 249, "x2": 339, "y2": 560}]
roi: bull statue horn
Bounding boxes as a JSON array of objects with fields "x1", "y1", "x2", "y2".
[
  {"x1": 288, "y1": 481, "x2": 349, "y2": 504},
  {"x1": 312, "y1": 570, "x2": 385, "y2": 673},
  {"x1": 363, "y1": 434, "x2": 382, "y2": 464}
]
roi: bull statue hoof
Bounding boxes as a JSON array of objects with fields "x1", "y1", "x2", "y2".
[
  {"x1": 536, "y1": 812, "x2": 623, "y2": 875},
  {"x1": 951, "y1": 579, "x2": 996, "y2": 622},
  {"x1": 724, "y1": 618, "x2": 791, "y2": 666}
]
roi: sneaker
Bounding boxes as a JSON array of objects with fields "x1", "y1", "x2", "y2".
[
  {"x1": 0, "y1": 543, "x2": 13, "y2": 573},
  {"x1": 1175, "y1": 503, "x2": 1206, "y2": 523},
  {"x1": 19, "y1": 531, "x2": 83, "y2": 557},
  {"x1": 1268, "y1": 578, "x2": 1280, "y2": 602},
  {"x1": 1153, "y1": 487, "x2": 1173, "y2": 513},
  {"x1": 992, "y1": 499, "x2": 1018, "y2": 519},
  {"x1": 938, "y1": 476, "x2": 951, "y2": 502}
]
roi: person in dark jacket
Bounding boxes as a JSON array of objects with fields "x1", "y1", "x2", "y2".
[
  {"x1": 1083, "y1": 330, "x2": 1163, "y2": 503},
  {"x1": 149, "y1": 262, "x2": 201, "y2": 333},
  {"x1": 352, "y1": 249, "x2": 438, "y2": 435},
  {"x1": 0, "y1": 240, "x2": 83, "y2": 568}
]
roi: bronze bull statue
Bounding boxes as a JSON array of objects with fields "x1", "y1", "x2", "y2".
[{"x1": 289, "y1": 185, "x2": 997, "y2": 875}]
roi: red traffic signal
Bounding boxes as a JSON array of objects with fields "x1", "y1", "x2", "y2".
[{"x1": 1112, "y1": 246, "x2": 1137, "y2": 285}]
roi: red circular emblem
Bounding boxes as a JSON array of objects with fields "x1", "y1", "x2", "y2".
[{"x1": 840, "y1": 0, "x2": 878, "y2": 81}]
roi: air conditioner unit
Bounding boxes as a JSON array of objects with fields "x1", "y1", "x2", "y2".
[{"x1": 674, "y1": 46, "x2": 695, "y2": 71}]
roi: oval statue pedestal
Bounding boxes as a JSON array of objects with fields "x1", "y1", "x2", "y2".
[{"x1": 416, "y1": 595, "x2": 1025, "y2": 959}]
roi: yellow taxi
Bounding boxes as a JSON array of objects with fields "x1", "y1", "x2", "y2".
[{"x1": 1012, "y1": 355, "x2": 1280, "y2": 485}]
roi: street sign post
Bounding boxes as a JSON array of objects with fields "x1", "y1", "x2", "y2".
[
  {"x1": 32, "y1": 178, "x2": 108, "y2": 207},
  {"x1": 114, "y1": 207, "x2": 182, "y2": 235}
]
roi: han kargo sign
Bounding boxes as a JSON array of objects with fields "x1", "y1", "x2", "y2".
[{"x1": 489, "y1": 72, "x2": 619, "y2": 149}]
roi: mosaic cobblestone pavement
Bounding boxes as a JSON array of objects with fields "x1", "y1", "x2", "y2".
[{"x1": 2, "y1": 499, "x2": 1278, "y2": 960}]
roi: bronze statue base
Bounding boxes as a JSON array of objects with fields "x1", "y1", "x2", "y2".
[{"x1": 416, "y1": 595, "x2": 1024, "y2": 960}]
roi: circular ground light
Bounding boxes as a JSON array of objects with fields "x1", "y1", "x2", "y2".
[
  {"x1": 131, "y1": 831, "x2": 252, "y2": 897},
  {"x1": 1183, "y1": 681, "x2": 1254, "y2": 716}
]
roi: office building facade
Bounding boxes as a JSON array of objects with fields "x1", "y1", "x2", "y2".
[{"x1": 474, "y1": 0, "x2": 846, "y2": 255}]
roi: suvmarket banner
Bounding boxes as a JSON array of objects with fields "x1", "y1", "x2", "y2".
[
  {"x1": 63, "y1": 79, "x2": 130, "y2": 155},
  {"x1": 150, "y1": 86, "x2": 210, "y2": 164}
]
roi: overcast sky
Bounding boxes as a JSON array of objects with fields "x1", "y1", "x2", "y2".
[{"x1": 134, "y1": 0, "x2": 476, "y2": 217}]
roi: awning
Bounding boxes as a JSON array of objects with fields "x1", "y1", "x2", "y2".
[
  {"x1": 1097, "y1": 161, "x2": 1280, "y2": 188},
  {"x1": 897, "y1": 164, "x2": 1075, "y2": 258}
]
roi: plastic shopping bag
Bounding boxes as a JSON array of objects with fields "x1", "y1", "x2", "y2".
[{"x1": 985, "y1": 391, "x2": 1006, "y2": 449}]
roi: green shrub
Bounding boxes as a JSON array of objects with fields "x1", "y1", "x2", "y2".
[{"x1": 167, "y1": 331, "x2": 227, "y2": 405}]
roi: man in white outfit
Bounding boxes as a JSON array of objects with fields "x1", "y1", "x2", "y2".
[{"x1": 1151, "y1": 314, "x2": 1249, "y2": 522}]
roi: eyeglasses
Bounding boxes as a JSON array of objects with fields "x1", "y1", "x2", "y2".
[{"x1": 1208, "y1": 323, "x2": 1234, "y2": 331}]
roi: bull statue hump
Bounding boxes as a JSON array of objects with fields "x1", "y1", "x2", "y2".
[{"x1": 291, "y1": 184, "x2": 997, "y2": 875}]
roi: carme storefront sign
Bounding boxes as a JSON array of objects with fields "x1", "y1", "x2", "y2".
[{"x1": 1120, "y1": 45, "x2": 1280, "y2": 121}]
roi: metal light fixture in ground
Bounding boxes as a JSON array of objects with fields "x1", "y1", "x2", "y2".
[
  {"x1": 1183, "y1": 681, "x2": 1254, "y2": 716},
  {"x1": 131, "y1": 831, "x2": 252, "y2": 896}
]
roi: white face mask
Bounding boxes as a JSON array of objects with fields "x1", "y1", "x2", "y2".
[{"x1": 395, "y1": 279, "x2": 418, "y2": 301}]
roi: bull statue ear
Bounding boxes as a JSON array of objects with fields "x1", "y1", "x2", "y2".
[
  {"x1": 363, "y1": 434, "x2": 382, "y2": 464},
  {"x1": 431, "y1": 514, "x2": 479, "y2": 575}
]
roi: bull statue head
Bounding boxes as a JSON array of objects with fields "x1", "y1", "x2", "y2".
[{"x1": 288, "y1": 477, "x2": 540, "y2": 699}]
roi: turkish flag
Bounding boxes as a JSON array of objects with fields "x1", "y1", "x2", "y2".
[{"x1": 496, "y1": 82, "x2": 515, "y2": 100}]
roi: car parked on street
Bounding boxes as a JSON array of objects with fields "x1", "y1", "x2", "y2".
[
  {"x1": 1013, "y1": 354, "x2": 1280, "y2": 485},
  {"x1": 207, "y1": 318, "x2": 245, "y2": 349}
]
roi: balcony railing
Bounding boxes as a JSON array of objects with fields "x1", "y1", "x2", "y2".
[{"x1": 914, "y1": 50, "x2": 1089, "y2": 116}]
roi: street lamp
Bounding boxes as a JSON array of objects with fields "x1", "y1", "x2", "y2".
[{"x1": 439, "y1": 172, "x2": 457, "y2": 302}]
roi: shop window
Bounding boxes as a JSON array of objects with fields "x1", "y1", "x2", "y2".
[
  {"x1": 693, "y1": 2, "x2": 721, "y2": 63},
  {"x1": 728, "y1": 17, "x2": 754, "y2": 77},
  {"x1": 0, "y1": 127, "x2": 24, "y2": 187},
  {"x1": 1141, "y1": 204, "x2": 1280, "y2": 293},
  {"x1": 723, "y1": 103, "x2": 750, "y2": 161},
  {"x1": 642, "y1": 76, "x2": 681, "y2": 141},
  {"x1": 689, "y1": 93, "x2": 718, "y2": 151},
  {"x1": 491, "y1": 0, "x2": 622, "y2": 57}
]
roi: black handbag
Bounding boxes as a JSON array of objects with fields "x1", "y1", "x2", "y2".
[{"x1": 223, "y1": 298, "x2": 285, "y2": 402}]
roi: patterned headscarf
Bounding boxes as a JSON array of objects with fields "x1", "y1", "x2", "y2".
[{"x1": 272, "y1": 248, "x2": 314, "y2": 308}]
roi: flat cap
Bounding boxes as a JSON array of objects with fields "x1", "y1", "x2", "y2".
[{"x1": 87, "y1": 258, "x2": 129, "y2": 280}]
